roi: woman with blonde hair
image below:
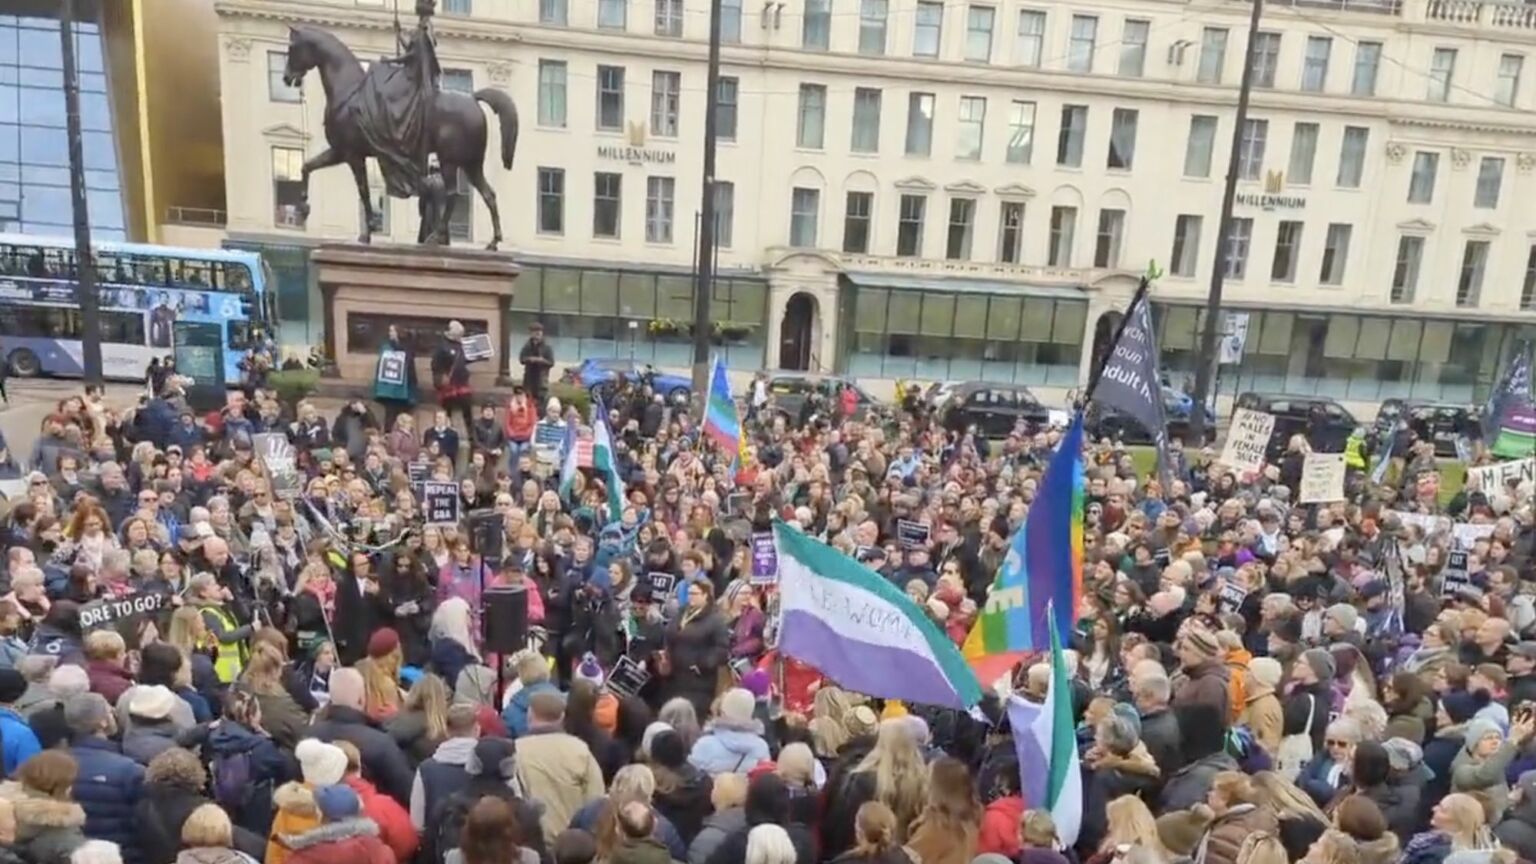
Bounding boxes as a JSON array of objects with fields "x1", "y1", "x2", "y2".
[
  {"x1": 385, "y1": 671, "x2": 450, "y2": 762},
  {"x1": 1232, "y1": 833, "x2": 1289, "y2": 864},
  {"x1": 775, "y1": 742, "x2": 821, "y2": 829},
  {"x1": 178, "y1": 803, "x2": 259, "y2": 864},
  {"x1": 1402, "y1": 793, "x2": 1496, "y2": 864},
  {"x1": 830, "y1": 802, "x2": 917, "y2": 864},
  {"x1": 1199, "y1": 772, "x2": 1280, "y2": 864},
  {"x1": 1250, "y1": 771, "x2": 1330, "y2": 861},
  {"x1": 826, "y1": 719, "x2": 929, "y2": 857},
  {"x1": 238, "y1": 642, "x2": 307, "y2": 748},
  {"x1": 165, "y1": 606, "x2": 220, "y2": 702},
  {"x1": 689, "y1": 773, "x2": 748, "y2": 864},
  {"x1": 1087, "y1": 797, "x2": 1168, "y2": 864},
  {"x1": 1301, "y1": 830, "x2": 1361, "y2": 864},
  {"x1": 907, "y1": 756, "x2": 981, "y2": 864}
]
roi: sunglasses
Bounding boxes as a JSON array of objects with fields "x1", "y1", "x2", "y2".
[{"x1": 1326, "y1": 739, "x2": 1350, "y2": 747}]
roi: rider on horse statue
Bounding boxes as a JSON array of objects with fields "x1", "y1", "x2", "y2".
[{"x1": 355, "y1": 0, "x2": 439, "y2": 198}]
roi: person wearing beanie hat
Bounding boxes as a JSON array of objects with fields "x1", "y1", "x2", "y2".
[
  {"x1": 1172, "y1": 627, "x2": 1229, "y2": 722},
  {"x1": 121, "y1": 684, "x2": 183, "y2": 766},
  {"x1": 308, "y1": 669, "x2": 416, "y2": 809},
  {"x1": 1422, "y1": 690, "x2": 1495, "y2": 818},
  {"x1": 268, "y1": 740, "x2": 349, "y2": 864},
  {"x1": 297, "y1": 739, "x2": 349, "y2": 786},
  {"x1": 283, "y1": 783, "x2": 394, "y2": 864},
  {"x1": 1280, "y1": 647, "x2": 1335, "y2": 756},
  {"x1": 0, "y1": 667, "x2": 41, "y2": 775},
  {"x1": 1239, "y1": 657, "x2": 1284, "y2": 755},
  {"x1": 688, "y1": 688, "x2": 770, "y2": 776},
  {"x1": 1323, "y1": 603, "x2": 1363, "y2": 643},
  {"x1": 1448, "y1": 711, "x2": 1535, "y2": 817}
]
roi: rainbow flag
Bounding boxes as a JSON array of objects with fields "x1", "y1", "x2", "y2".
[
  {"x1": 963, "y1": 413, "x2": 1084, "y2": 685},
  {"x1": 702, "y1": 356, "x2": 744, "y2": 468}
]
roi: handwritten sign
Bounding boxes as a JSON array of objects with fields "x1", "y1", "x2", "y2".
[
  {"x1": 422, "y1": 481, "x2": 461, "y2": 526},
  {"x1": 79, "y1": 590, "x2": 171, "y2": 631},
  {"x1": 462, "y1": 333, "x2": 494, "y2": 361},
  {"x1": 376, "y1": 350, "x2": 407, "y2": 386},
  {"x1": 1441, "y1": 549, "x2": 1473, "y2": 599},
  {"x1": 897, "y1": 519, "x2": 931, "y2": 550},
  {"x1": 606, "y1": 654, "x2": 652, "y2": 699},
  {"x1": 252, "y1": 433, "x2": 301, "y2": 500},
  {"x1": 750, "y1": 532, "x2": 778, "y2": 584},
  {"x1": 1220, "y1": 408, "x2": 1275, "y2": 475},
  {"x1": 648, "y1": 571, "x2": 678, "y2": 599},
  {"x1": 1467, "y1": 457, "x2": 1536, "y2": 493},
  {"x1": 1299, "y1": 452, "x2": 1347, "y2": 503}
]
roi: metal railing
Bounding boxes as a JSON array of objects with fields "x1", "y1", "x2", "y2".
[{"x1": 164, "y1": 206, "x2": 227, "y2": 226}]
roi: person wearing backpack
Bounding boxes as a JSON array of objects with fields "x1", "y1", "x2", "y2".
[
  {"x1": 134, "y1": 747, "x2": 266, "y2": 864},
  {"x1": 427, "y1": 737, "x2": 549, "y2": 864},
  {"x1": 179, "y1": 687, "x2": 295, "y2": 840},
  {"x1": 410, "y1": 703, "x2": 482, "y2": 863}
]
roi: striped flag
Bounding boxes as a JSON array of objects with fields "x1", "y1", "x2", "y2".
[
  {"x1": 1006, "y1": 607, "x2": 1082, "y2": 846},
  {"x1": 702, "y1": 355, "x2": 746, "y2": 473},
  {"x1": 592, "y1": 397, "x2": 626, "y2": 523}
]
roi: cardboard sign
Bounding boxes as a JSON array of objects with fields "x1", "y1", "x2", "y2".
[
  {"x1": 462, "y1": 333, "x2": 494, "y2": 361},
  {"x1": 648, "y1": 571, "x2": 678, "y2": 599},
  {"x1": 534, "y1": 422, "x2": 566, "y2": 449},
  {"x1": 750, "y1": 532, "x2": 778, "y2": 584},
  {"x1": 252, "y1": 433, "x2": 301, "y2": 500},
  {"x1": 606, "y1": 654, "x2": 652, "y2": 699},
  {"x1": 407, "y1": 460, "x2": 429, "y2": 484},
  {"x1": 1220, "y1": 408, "x2": 1275, "y2": 475},
  {"x1": 897, "y1": 519, "x2": 931, "y2": 550},
  {"x1": 421, "y1": 481, "x2": 461, "y2": 526},
  {"x1": 79, "y1": 590, "x2": 171, "y2": 631},
  {"x1": 1299, "y1": 452, "x2": 1347, "y2": 503},
  {"x1": 1467, "y1": 457, "x2": 1536, "y2": 493},
  {"x1": 1441, "y1": 549, "x2": 1473, "y2": 598},
  {"x1": 1218, "y1": 580, "x2": 1248, "y2": 613},
  {"x1": 376, "y1": 350, "x2": 407, "y2": 386}
]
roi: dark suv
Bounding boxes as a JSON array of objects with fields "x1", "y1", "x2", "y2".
[
  {"x1": 1375, "y1": 399, "x2": 1479, "y2": 458},
  {"x1": 765, "y1": 374, "x2": 880, "y2": 422},
  {"x1": 1233, "y1": 392, "x2": 1359, "y2": 462},
  {"x1": 939, "y1": 381, "x2": 1054, "y2": 438}
]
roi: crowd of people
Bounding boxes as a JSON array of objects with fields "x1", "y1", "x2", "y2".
[{"x1": 0, "y1": 335, "x2": 1526, "y2": 864}]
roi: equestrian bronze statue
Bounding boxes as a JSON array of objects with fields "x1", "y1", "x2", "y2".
[{"x1": 281, "y1": 0, "x2": 518, "y2": 249}]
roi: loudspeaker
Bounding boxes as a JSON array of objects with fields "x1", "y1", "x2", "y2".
[
  {"x1": 467, "y1": 509, "x2": 505, "y2": 567},
  {"x1": 482, "y1": 586, "x2": 529, "y2": 654}
]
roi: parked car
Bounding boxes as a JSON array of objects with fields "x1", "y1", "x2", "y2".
[
  {"x1": 1375, "y1": 399, "x2": 1479, "y2": 458},
  {"x1": 1233, "y1": 392, "x2": 1359, "y2": 462},
  {"x1": 939, "y1": 381, "x2": 1053, "y2": 438},
  {"x1": 561, "y1": 358, "x2": 692, "y2": 405},
  {"x1": 1084, "y1": 384, "x2": 1218, "y2": 446},
  {"x1": 764, "y1": 373, "x2": 880, "y2": 423}
]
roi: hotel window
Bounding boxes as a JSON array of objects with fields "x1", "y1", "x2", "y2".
[
  {"x1": 897, "y1": 194, "x2": 926, "y2": 257},
  {"x1": 1094, "y1": 208, "x2": 1125, "y2": 268},
  {"x1": 1351, "y1": 41, "x2": 1380, "y2": 96},
  {"x1": 860, "y1": 0, "x2": 888, "y2": 54},
  {"x1": 645, "y1": 176, "x2": 675, "y2": 243},
  {"x1": 947, "y1": 198, "x2": 977, "y2": 260},
  {"x1": 1320, "y1": 223, "x2": 1351, "y2": 285},
  {"x1": 1497, "y1": 54, "x2": 1523, "y2": 107},
  {"x1": 1184, "y1": 115, "x2": 1217, "y2": 178},
  {"x1": 852, "y1": 88, "x2": 882, "y2": 153},
  {"x1": 272, "y1": 147, "x2": 306, "y2": 228},
  {"x1": 905, "y1": 92, "x2": 935, "y2": 156},
  {"x1": 268, "y1": 52, "x2": 301, "y2": 102},
  {"x1": 541, "y1": 0, "x2": 568, "y2": 25},
  {"x1": 443, "y1": 0, "x2": 472, "y2": 12},
  {"x1": 1015, "y1": 10, "x2": 1045, "y2": 66},
  {"x1": 1391, "y1": 236, "x2": 1424, "y2": 304},
  {"x1": 1458, "y1": 240, "x2": 1489, "y2": 306},
  {"x1": 599, "y1": 0, "x2": 627, "y2": 29},
  {"x1": 1067, "y1": 15, "x2": 1097, "y2": 73},
  {"x1": 537, "y1": 168, "x2": 564, "y2": 235},
  {"x1": 1119, "y1": 19, "x2": 1148, "y2": 77},
  {"x1": 803, "y1": 0, "x2": 831, "y2": 50},
  {"x1": 1288, "y1": 122, "x2": 1318, "y2": 186},
  {"x1": 957, "y1": 96, "x2": 986, "y2": 161},
  {"x1": 538, "y1": 60, "x2": 567, "y2": 127},
  {"x1": 442, "y1": 69, "x2": 474, "y2": 94},
  {"x1": 797, "y1": 84, "x2": 827, "y2": 149},
  {"x1": 1171, "y1": 214, "x2": 1202, "y2": 277},
  {"x1": 1337, "y1": 126, "x2": 1367, "y2": 188},
  {"x1": 1057, "y1": 104, "x2": 1087, "y2": 167},
  {"x1": 1428, "y1": 47, "x2": 1456, "y2": 102},
  {"x1": 1301, "y1": 36, "x2": 1331, "y2": 92},
  {"x1": 1522, "y1": 246, "x2": 1536, "y2": 310},
  {"x1": 1197, "y1": 27, "x2": 1227, "y2": 84},
  {"x1": 790, "y1": 187, "x2": 820, "y2": 248},
  {"x1": 650, "y1": 72, "x2": 681, "y2": 137},
  {"x1": 715, "y1": 77, "x2": 739, "y2": 141},
  {"x1": 966, "y1": 6, "x2": 995, "y2": 62},
  {"x1": 1476, "y1": 157, "x2": 1504, "y2": 209},
  {"x1": 593, "y1": 172, "x2": 622, "y2": 238},
  {"x1": 655, "y1": 0, "x2": 683, "y2": 36},
  {"x1": 1271, "y1": 220, "x2": 1302, "y2": 282},
  {"x1": 596, "y1": 66, "x2": 625, "y2": 130},
  {"x1": 1408, "y1": 152, "x2": 1437, "y2": 204},
  {"x1": 1107, "y1": 108, "x2": 1137, "y2": 170},
  {"x1": 844, "y1": 191, "x2": 873, "y2": 253},
  {"x1": 1223, "y1": 218, "x2": 1253, "y2": 279},
  {"x1": 914, "y1": 2, "x2": 943, "y2": 57},
  {"x1": 721, "y1": 0, "x2": 742, "y2": 42},
  {"x1": 1252, "y1": 32, "x2": 1280, "y2": 88},
  {"x1": 1237, "y1": 118, "x2": 1267, "y2": 181},
  {"x1": 1006, "y1": 100, "x2": 1036, "y2": 164},
  {"x1": 998, "y1": 201, "x2": 1025, "y2": 263},
  {"x1": 714, "y1": 181, "x2": 735, "y2": 247},
  {"x1": 1048, "y1": 206, "x2": 1076, "y2": 267}
]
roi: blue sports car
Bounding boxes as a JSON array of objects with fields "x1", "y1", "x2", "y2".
[{"x1": 562, "y1": 358, "x2": 693, "y2": 405}]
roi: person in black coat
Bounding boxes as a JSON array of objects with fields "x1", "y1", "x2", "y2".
[
  {"x1": 382, "y1": 551, "x2": 436, "y2": 669},
  {"x1": 307, "y1": 667, "x2": 415, "y2": 807},
  {"x1": 431, "y1": 323, "x2": 474, "y2": 433},
  {"x1": 134, "y1": 747, "x2": 266, "y2": 864},
  {"x1": 1496, "y1": 771, "x2": 1536, "y2": 861},
  {"x1": 1283, "y1": 650, "x2": 1335, "y2": 753},
  {"x1": 1351, "y1": 741, "x2": 1420, "y2": 845},
  {"x1": 334, "y1": 552, "x2": 394, "y2": 666},
  {"x1": 1078, "y1": 710, "x2": 1162, "y2": 855},
  {"x1": 663, "y1": 578, "x2": 731, "y2": 721}
]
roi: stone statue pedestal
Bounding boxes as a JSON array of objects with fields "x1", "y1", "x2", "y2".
[{"x1": 312, "y1": 243, "x2": 520, "y2": 393}]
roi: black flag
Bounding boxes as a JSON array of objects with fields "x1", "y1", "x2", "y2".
[{"x1": 1090, "y1": 285, "x2": 1173, "y2": 492}]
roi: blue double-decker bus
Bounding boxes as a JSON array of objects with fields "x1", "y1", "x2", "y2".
[{"x1": 0, "y1": 233, "x2": 276, "y2": 386}]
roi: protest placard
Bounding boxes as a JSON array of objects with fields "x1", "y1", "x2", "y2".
[
  {"x1": 1467, "y1": 457, "x2": 1536, "y2": 493},
  {"x1": 252, "y1": 433, "x2": 301, "y2": 500},
  {"x1": 407, "y1": 460, "x2": 429, "y2": 484},
  {"x1": 1218, "y1": 580, "x2": 1249, "y2": 613},
  {"x1": 1220, "y1": 408, "x2": 1275, "y2": 475},
  {"x1": 534, "y1": 422, "x2": 566, "y2": 449},
  {"x1": 648, "y1": 571, "x2": 678, "y2": 599},
  {"x1": 606, "y1": 655, "x2": 652, "y2": 699},
  {"x1": 462, "y1": 333, "x2": 494, "y2": 361},
  {"x1": 376, "y1": 350, "x2": 408, "y2": 386},
  {"x1": 750, "y1": 532, "x2": 779, "y2": 584},
  {"x1": 897, "y1": 519, "x2": 931, "y2": 549},
  {"x1": 1441, "y1": 550, "x2": 1473, "y2": 598},
  {"x1": 79, "y1": 591, "x2": 172, "y2": 631},
  {"x1": 422, "y1": 481, "x2": 461, "y2": 526},
  {"x1": 1299, "y1": 453, "x2": 1347, "y2": 503}
]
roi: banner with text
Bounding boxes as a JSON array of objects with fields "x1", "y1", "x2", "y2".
[
  {"x1": 1467, "y1": 457, "x2": 1536, "y2": 493},
  {"x1": 1089, "y1": 287, "x2": 1171, "y2": 491},
  {"x1": 1220, "y1": 408, "x2": 1275, "y2": 475},
  {"x1": 1300, "y1": 452, "x2": 1347, "y2": 503}
]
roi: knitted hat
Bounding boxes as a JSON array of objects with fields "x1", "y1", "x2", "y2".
[
  {"x1": 575, "y1": 653, "x2": 605, "y2": 688},
  {"x1": 719, "y1": 687, "x2": 755, "y2": 725},
  {"x1": 1182, "y1": 627, "x2": 1221, "y2": 662},
  {"x1": 1465, "y1": 718, "x2": 1503, "y2": 753},
  {"x1": 296, "y1": 739, "x2": 348, "y2": 786},
  {"x1": 740, "y1": 669, "x2": 771, "y2": 700},
  {"x1": 1382, "y1": 738, "x2": 1424, "y2": 773},
  {"x1": 367, "y1": 628, "x2": 401, "y2": 659},
  {"x1": 1302, "y1": 648, "x2": 1337, "y2": 682},
  {"x1": 641, "y1": 721, "x2": 674, "y2": 758},
  {"x1": 314, "y1": 784, "x2": 361, "y2": 822},
  {"x1": 845, "y1": 706, "x2": 878, "y2": 738},
  {"x1": 650, "y1": 729, "x2": 687, "y2": 769},
  {"x1": 1248, "y1": 657, "x2": 1283, "y2": 691},
  {"x1": 128, "y1": 685, "x2": 176, "y2": 721},
  {"x1": 1442, "y1": 690, "x2": 1490, "y2": 724},
  {"x1": 1326, "y1": 603, "x2": 1360, "y2": 632}
]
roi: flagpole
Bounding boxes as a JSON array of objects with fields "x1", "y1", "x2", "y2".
[{"x1": 1081, "y1": 276, "x2": 1152, "y2": 407}]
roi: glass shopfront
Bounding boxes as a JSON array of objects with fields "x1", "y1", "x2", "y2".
[
  {"x1": 1155, "y1": 303, "x2": 1536, "y2": 404},
  {"x1": 508, "y1": 263, "x2": 768, "y2": 369}
]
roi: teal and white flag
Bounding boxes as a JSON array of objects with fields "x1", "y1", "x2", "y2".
[{"x1": 592, "y1": 396, "x2": 625, "y2": 522}]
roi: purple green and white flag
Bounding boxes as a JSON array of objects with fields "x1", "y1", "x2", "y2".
[{"x1": 1005, "y1": 606, "x2": 1083, "y2": 847}]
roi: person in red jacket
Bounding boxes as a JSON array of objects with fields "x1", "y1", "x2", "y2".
[
  {"x1": 334, "y1": 740, "x2": 419, "y2": 863},
  {"x1": 504, "y1": 387, "x2": 537, "y2": 471},
  {"x1": 284, "y1": 784, "x2": 396, "y2": 864},
  {"x1": 976, "y1": 770, "x2": 1026, "y2": 859}
]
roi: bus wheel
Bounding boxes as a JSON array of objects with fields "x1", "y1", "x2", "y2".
[{"x1": 7, "y1": 349, "x2": 39, "y2": 378}]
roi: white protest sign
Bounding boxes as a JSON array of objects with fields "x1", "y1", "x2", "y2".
[
  {"x1": 1299, "y1": 452, "x2": 1347, "y2": 503},
  {"x1": 1220, "y1": 408, "x2": 1275, "y2": 475},
  {"x1": 1467, "y1": 457, "x2": 1536, "y2": 492},
  {"x1": 1219, "y1": 580, "x2": 1249, "y2": 613},
  {"x1": 376, "y1": 350, "x2": 407, "y2": 386}
]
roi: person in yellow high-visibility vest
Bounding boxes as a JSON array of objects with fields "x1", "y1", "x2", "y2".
[
  {"x1": 188, "y1": 571, "x2": 253, "y2": 683},
  {"x1": 1345, "y1": 428, "x2": 1367, "y2": 472}
]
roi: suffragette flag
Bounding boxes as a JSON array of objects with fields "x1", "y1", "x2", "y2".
[
  {"x1": 1006, "y1": 607, "x2": 1083, "y2": 847},
  {"x1": 1488, "y1": 344, "x2": 1536, "y2": 459},
  {"x1": 702, "y1": 355, "x2": 746, "y2": 472},
  {"x1": 592, "y1": 397, "x2": 626, "y2": 522},
  {"x1": 962, "y1": 415, "x2": 1084, "y2": 684}
]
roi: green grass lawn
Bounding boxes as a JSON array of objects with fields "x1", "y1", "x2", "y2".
[{"x1": 1123, "y1": 445, "x2": 1467, "y2": 506}]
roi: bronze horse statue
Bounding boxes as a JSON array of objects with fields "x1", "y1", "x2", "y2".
[{"x1": 281, "y1": 24, "x2": 518, "y2": 249}]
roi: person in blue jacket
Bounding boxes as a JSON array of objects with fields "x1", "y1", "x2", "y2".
[
  {"x1": 502, "y1": 652, "x2": 560, "y2": 738},
  {"x1": 64, "y1": 692, "x2": 145, "y2": 864},
  {"x1": 0, "y1": 667, "x2": 40, "y2": 774}
]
